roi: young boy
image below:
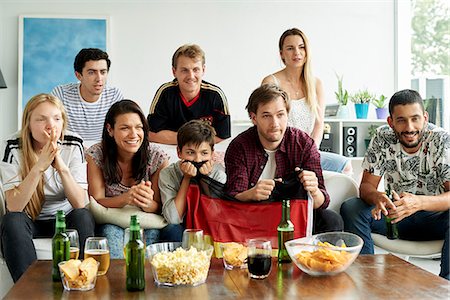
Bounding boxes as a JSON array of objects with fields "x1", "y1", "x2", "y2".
[{"x1": 159, "y1": 120, "x2": 226, "y2": 224}]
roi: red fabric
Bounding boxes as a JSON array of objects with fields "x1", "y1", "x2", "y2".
[{"x1": 185, "y1": 184, "x2": 309, "y2": 248}]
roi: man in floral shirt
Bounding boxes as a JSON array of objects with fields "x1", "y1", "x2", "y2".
[{"x1": 341, "y1": 89, "x2": 450, "y2": 280}]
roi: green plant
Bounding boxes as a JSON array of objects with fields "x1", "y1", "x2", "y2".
[
  {"x1": 372, "y1": 95, "x2": 387, "y2": 108},
  {"x1": 367, "y1": 124, "x2": 380, "y2": 139},
  {"x1": 350, "y1": 89, "x2": 375, "y2": 104},
  {"x1": 334, "y1": 73, "x2": 349, "y2": 106}
]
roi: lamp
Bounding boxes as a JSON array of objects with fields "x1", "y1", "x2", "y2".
[{"x1": 0, "y1": 68, "x2": 7, "y2": 88}]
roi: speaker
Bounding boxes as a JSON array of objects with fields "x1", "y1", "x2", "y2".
[
  {"x1": 319, "y1": 133, "x2": 333, "y2": 152},
  {"x1": 343, "y1": 127, "x2": 357, "y2": 157}
]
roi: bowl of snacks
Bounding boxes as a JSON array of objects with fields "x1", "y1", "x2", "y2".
[
  {"x1": 285, "y1": 232, "x2": 363, "y2": 276},
  {"x1": 58, "y1": 257, "x2": 99, "y2": 291},
  {"x1": 220, "y1": 242, "x2": 247, "y2": 270},
  {"x1": 147, "y1": 242, "x2": 213, "y2": 286}
]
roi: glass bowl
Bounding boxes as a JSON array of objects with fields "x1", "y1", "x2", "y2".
[
  {"x1": 220, "y1": 242, "x2": 248, "y2": 270},
  {"x1": 147, "y1": 242, "x2": 213, "y2": 286},
  {"x1": 58, "y1": 260, "x2": 99, "y2": 291},
  {"x1": 285, "y1": 232, "x2": 363, "y2": 276}
]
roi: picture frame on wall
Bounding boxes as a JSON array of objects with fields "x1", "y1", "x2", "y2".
[{"x1": 18, "y1": 15, "x2": 109, "y2": 126}]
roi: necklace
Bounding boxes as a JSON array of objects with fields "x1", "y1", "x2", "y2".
[{"x1": 286, "y1": 78, "x2": 301, "y2": 98}]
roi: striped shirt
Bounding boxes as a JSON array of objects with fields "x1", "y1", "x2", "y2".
[{"x1": 51, "y1": 83, "x2": 123, "y2": 143}]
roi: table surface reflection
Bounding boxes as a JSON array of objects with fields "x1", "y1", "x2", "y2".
[{"x1": 5, "y1": 254, "x2": 450, "y2": 299}]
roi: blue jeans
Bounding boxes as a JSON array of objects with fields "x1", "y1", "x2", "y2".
[
  {"x1": 97, "y1": 223, "x2": 183, "y2": 259},
  {"x1": 340, "y1": 197, "x2": 449, "y2": 280},
  {"x1": 320, "y1": 151, "x2": 349, "y2": 173}
]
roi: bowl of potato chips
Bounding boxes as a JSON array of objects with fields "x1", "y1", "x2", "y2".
[
  {"x1": 285, "y1": 232, "x2": 363, "y2": 276},
  {"x1": 147, "y1": 242, "x2": 213, "y2": 286},
  {"x1": 220, "y1": 242, "x2": 248, "y2": 270},
  {"x1": 58, "y1": 257, "x2": 99, "y2": 291}
]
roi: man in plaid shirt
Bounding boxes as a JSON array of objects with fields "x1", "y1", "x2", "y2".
[{"x1": 224, "y1": 84, "x2": 343, "y2": 233}]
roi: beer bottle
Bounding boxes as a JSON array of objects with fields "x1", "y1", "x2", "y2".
[
  {"x1": 52, "y1": 210, "x2": 70, "y2": 281},
  {"x1": 126, "y1": 215, "x2": 145, "y2": 291},
  {"x1": 385, "y1": 189, "x2": 399, "y2": 240},
  {"x1": 277, "y1": 200, "x2": 294, "y2": 263}
]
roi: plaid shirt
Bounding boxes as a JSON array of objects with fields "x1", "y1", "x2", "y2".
[{"x1": 224, "y1": 126, "x2": 329, "y2": 208}]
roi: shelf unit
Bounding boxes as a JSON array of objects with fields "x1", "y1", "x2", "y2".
[{"x1": 231, "y1": 118, "x2": 387, "y2": 160}]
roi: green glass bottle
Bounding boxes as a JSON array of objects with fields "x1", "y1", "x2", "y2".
[
  {"x1": 385, "y1": 189, "x2": 399, "y2": 240},
  {"x1": 277, "y1": 200, "x2": 294, "y2": 263},
  {"x1": 126, "y1": 215, "x2": 145, "y2": 291},
  {"x1": 52, "y1": 210, "x2": 70, "y2": 281}
]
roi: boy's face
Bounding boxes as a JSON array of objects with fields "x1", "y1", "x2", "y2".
[{"x1": 177, "y1": 141, "x2": 213, "y2": 162}]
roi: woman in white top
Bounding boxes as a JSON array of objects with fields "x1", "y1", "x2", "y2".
[{"x1": 262, "y1": 28, "x2": 352, "y2": 174}]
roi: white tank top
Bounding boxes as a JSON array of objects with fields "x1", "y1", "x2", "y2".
[{"x1": 270, "y1": 74, "x2": 315, "y2": 135}]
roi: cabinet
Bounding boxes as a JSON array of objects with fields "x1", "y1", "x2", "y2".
[
  {"x1": 231, "y1": 118, "x2": 386, "y2": 160},
  {"x1": 321, "y1": 118, "x2": 386, "y2": 159}
]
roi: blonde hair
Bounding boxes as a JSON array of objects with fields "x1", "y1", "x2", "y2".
[
  {"x1": 20, "y1": 93, "x2": 67, "y2": 220},
  {"x1": 172, "y1": 44, "x2": 205, "y2": 68},
  {"x1": 279, "y1": 28, "x2": 318, "y2": 119}
]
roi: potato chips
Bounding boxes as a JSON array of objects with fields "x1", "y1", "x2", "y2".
[
  {"x1": 222, "y1": 242, "x2": 247, "y2": 267},
  {"x1": 59, "y1": 257, "x2": 98, "y2": 289},
  {"x1": 294, "y1": 241, "x2": 352, "y2": 273}
]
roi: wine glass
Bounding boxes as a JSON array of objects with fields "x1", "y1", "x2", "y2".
[
  {"x1": 66, "y1": 229, "x2": 80, "y2": 260},
  {"x1": 123, "y1": 227, "x2": 145, "y2": 258},
  {"x1": 182, "y1": 229, "x2": 204, "y2": 250},
  {"x1": 247, "y1": 238, "x2": 272, "y2": 279},
  {"x1": 84, "y1": 237, "x2": 110, "y2": 276}
]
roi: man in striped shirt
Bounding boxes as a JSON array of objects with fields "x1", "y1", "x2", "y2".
[
  {"x1": 51, "y1": 48, "x2": 123, "y2": 144},
  {"x1": 147, "y1": 44, "x2": 231, "y2": 145}
]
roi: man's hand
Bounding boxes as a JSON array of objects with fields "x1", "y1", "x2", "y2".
[
  {"x1": 297, "y1": 168, "x2": 319, "y2": 196},
  {"x1": 249, "y1": 179, "x2": 276, "y2": 201},
  {"x1": 180, "y1": 160, "x2": 197, "y2": 178},
  {"x1": 127, "y1": 181, "x2": 154, "y2": 208},
  {"x1": 388, "y1": 192, "x2": 422, "y2": 223},
  {"x1": 371, "y1": 191, "x2": 397, "y2": 220}
]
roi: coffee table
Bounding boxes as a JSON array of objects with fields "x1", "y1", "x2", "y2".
[{"x1": 4, "y1": 254, "x2": 449, "y2": 299}]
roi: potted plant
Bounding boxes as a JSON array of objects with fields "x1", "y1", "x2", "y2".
[
  {"x1": 372, "y1": 95, "x2": 389, "y2": 119},
  {"x1": 350, "y1": 89, "x2": 374, "y2": 119},
  {"x1": 335, "y1": 73, "x2": 349, "y2": 118},
  {"x1": 365, "y1": 124, "x2": 380, "y2": 149}
]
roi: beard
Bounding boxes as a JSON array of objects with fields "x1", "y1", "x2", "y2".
[{"x1": 393, "y1": 125, "x2": 426, "y2": 149}]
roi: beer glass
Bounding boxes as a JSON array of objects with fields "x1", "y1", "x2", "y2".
[
  {"x1": 66, "y1": 229, "x2": 80, "y2": 260},
  {"x1": 182, "y1": 229, "x2": 204, "y2": 250},
  {"x1": 247, "y1": 238, "x2": 272, "y2": 279},
  {"x1": 84, "y1": 237, "x2": 110, "y2": 276},
  {"x1": 123, "y1": 227, "x2": 144, "y2": 258}
]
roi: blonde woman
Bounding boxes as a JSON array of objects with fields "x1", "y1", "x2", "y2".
[
  {"x1": 0, "y1": 94, "x2": 94, "y2": 282},
  {"x1": 262, "y1": 28, "x2": 352, "y2": 174}
]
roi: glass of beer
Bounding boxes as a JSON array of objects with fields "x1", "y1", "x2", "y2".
[
  {"x1": 247, "y1": 238, "x2": 272, "y2": 279},
  {"x1": 182, "y1": 229, "x2": 204, "y2": 250},
  {"x1": 84, "y1": 237, "x2": 110, "y2": 276},
  {"x1": 66, "y1": 229, "x2": 80, "y2": 260},
  {"x1": 123, "y1": 227, "x2": 145, "y2": 259}
]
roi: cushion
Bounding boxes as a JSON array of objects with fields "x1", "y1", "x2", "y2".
[{"x1": 88, "y1": 197, "x2": 168, "y2": 229}]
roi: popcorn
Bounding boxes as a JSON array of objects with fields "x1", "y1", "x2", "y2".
[{"x1": 150, "y1": 247, "x2": 211, "y2": 285}]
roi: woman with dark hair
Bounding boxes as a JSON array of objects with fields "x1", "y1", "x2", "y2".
[
  {"x1": 262, "y1": 28, "x2": 352, "y2": 174},
  {"x1": 86, "y1": 99, "x2": 179, "y2": 258}
]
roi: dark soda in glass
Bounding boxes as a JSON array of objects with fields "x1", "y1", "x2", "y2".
[{"x1": 248, "y1": 254, "x2": 272, "y2": 277}]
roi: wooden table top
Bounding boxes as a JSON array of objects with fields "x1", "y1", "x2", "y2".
[{"x1": 4, "y1": 254, "x2": 450, "y2": 299}]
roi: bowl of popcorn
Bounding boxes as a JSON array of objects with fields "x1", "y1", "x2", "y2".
[
  {"x1": 220, "y1": 242, "x2": 247, "y2": 270},
  {"x1": 285, "y1": 232, "x2": 363, "y2": 276},
  {"x1": 147, "y1": 242, "x2": 213, "y2": 286},
  {"x1": 58, "y1": 257, "x2": 99, "y2": 291}
]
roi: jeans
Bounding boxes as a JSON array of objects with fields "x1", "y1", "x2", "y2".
[
  {"x1": 340, "y1": 197, "x2": 449, "y2": 280},
  {"x1": 0, "y1": 208, "x2": 95, "y2": 282},
  {"x1": 313, "y1": 209, "x2": 344, "y2": 234},
  {"x1": 320, "y1": 151, "x2": 350, "y2": 173},
  {"x1": 97, "y1": 223, "x2": 184, "y2": 259}
]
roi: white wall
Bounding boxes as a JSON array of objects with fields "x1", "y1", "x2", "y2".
[{"x1": 0, "y1": 0, "x2": 395, "y2": 140}]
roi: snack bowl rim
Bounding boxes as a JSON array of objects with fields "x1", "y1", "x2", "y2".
[
  {"x1": 58, "y1": 260, "x2": 99, "y2": 291},
  {"x1": 147, "y1": 242, "x2": 213, "y2": 286},
  {"x1": 285, "y1": 231, "x2": 363, "y2": 276},
  {"x1": 219, "y1": 242, "x2": 248, "y2": 270}
]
